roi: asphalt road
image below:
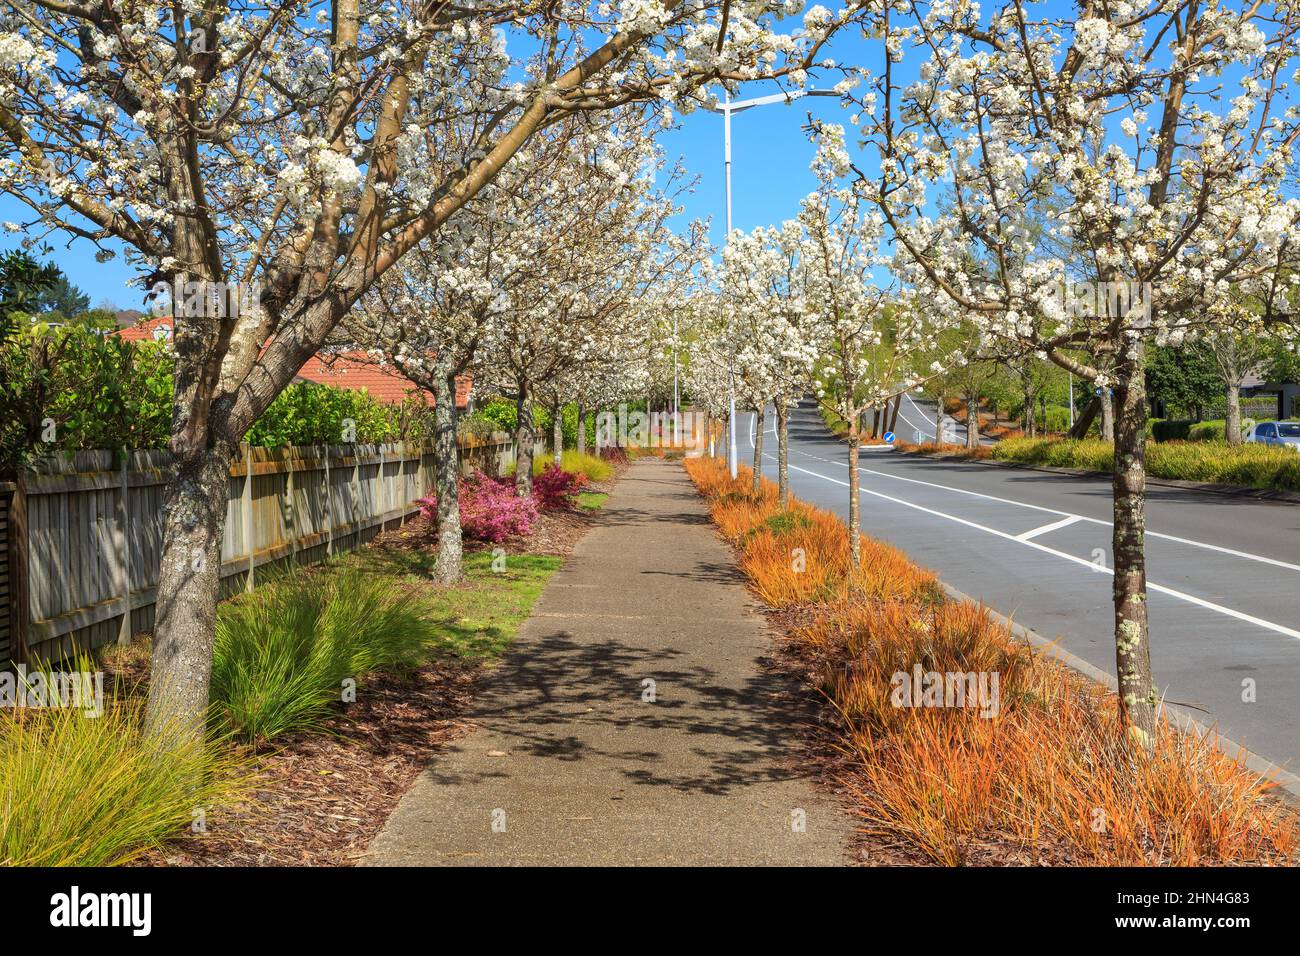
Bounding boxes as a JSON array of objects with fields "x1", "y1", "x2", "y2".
[{"x1": 744, "y1": 399, "x2": 1300, "y2": 773}]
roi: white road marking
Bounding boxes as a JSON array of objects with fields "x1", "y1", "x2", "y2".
[
  {"x1": 787, "y1": 444, "x2": 1300, "y2": 575},
  {"x1": 776, "y1": 455, "x2": 1300, "y2": 642},
  {"x1": 1017, "y1": 515, "x2": 1084, "y2": 540},
  {"x1": 900, "y1": 392, "x2": 939, "y2": 440}
]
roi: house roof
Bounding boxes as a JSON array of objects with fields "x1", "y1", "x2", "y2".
[
  {"x1": 295, "y1": 352, "x2": 439, "y2": 407},
  {"x1": 113, "y1": 315, "x2": 470, "y2": 408}
]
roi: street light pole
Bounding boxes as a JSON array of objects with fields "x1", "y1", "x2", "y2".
[
  {"x1": 712, "y1": 87, "x2": 836, "y2": 479},
  {"x1": 724, "y1": 91, "x2": 737, "y2": 477}
]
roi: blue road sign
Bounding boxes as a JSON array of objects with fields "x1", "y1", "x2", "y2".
[{"x1": 883, "y1": 431, "x2": 896, "y2": 444}]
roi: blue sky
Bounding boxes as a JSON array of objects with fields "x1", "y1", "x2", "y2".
[{"x1": 659, "y1": 85, "x2": 859, "y2": 249}]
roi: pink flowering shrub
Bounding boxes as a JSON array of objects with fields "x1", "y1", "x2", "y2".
[
  {"x1": 533, "y1": 463, "x2": 587, "y2": 510},
  {"x1": 417, "y1": 470, "x2": 538, "y2": 542}
]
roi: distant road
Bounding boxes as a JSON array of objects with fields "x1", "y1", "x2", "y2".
[{"x1": 744, "y1": 400, "x2": 1300, "y2": 772}]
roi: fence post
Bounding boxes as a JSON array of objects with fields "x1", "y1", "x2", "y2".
[
  {"x1": 378, "y1": 444, "x2": 386, "y2": 531},
  {"x1": 115, "y1": 454, "x2": 131, "y2": 645},
  {"x1": 286, "y1": 449, "x2": 297, "y2": 564},
  {"x1": 7, "y1": 476, "x2": 29, "y2": 664},
  {"x1": 243, "y1": 444, "x2": 254, "y2": 592},
  {"x1": 324, "y1": 445, "x2": 333, "y2": 557},
  {"x1": 351, "y1": 443, "x2": 360, "y2": 546}
]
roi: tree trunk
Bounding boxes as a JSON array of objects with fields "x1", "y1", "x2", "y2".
[
  {"x1": 577, "y1": 406, "x2": 587, "y2": 456},
  {"x1": 847, "y1": 414, "x2": 861, "y2": 566},
  {"x1": 776, "y1": 399, "x2": 789, "y2": 508},
  {"x1": 552, "y1": 403, "x2": 563, "y2": 466},
  {"x1": 1068, "y1": 396, "x2": 1101, "y2": 439},
  {"x1": 1024, "y1": 387, "x2": 1036, "y2": 437},
  {"x1": 1225, "y1": 383, "x2": 1242, "y2": 445},
  {"x1": 432, "y1": 370, "x2": 462, "y2": 584},
  {"x1": 144, "y1": 443, "x2": 235, "y2": 741},
  {"x1": 1111, "y1": 341, "x2": 1157, "y2": 750},
  {"x1": 514, "y1": 393, "x2": 535, "y2": 497},
  {"x1": 751, "y1": 405, "x2": 765, "y2": 491},
  {"x1": 965, "y1": 394, "x2": 980, "y2": 450},
  {"x1": 935, "y1": 394, "x2": 945, "y2": 444},
  {"x1": 1100, "y1": 387, "x2": 1115, "y2": 440}
]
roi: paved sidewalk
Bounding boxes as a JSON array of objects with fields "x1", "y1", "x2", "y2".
[{"x1": 365, "y1": 457, "x2": 850, "y2": 866}]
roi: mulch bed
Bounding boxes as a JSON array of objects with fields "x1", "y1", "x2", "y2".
[
  {"x1": 130, "y1": 467, "x2": 620, "y2": 867},
  {"x1": 136, "y1": 663, "x2": 478, "y2": 867}
]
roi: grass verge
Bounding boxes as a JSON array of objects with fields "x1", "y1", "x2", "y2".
[
  {"x1": 684, "y1": 455, "x2": 1297, "y2": 866},
  {"x1": 895, "y1": 435, "x2": 1300, "y2": 492}
]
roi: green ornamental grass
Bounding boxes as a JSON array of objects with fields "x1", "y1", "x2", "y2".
[
  {"x1": 0, "y1": 673, "x2": 248, "y2": 866},
  {"x1": 991, "y1": 436, "x2": 1300, "y2": 490},
  {"x1": 210, "y1": 567, "x2": 440, "y2": 743}
]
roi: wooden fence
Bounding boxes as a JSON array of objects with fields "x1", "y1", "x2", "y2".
[{"x1": 1, "y1": 434, "x2": 516, "y2": 664}]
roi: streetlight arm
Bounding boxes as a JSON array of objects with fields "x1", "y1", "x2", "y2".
[{"x1": 703, "y1": 88, "x2": 838, "y2": 113}]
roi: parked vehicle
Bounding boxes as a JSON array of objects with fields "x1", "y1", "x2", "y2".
[{"x1": 1245, "y1": 421, "x2": 1300, "y2": 449}]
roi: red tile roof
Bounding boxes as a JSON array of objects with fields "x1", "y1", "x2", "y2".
[
  {"x1": 295, "y1": 352, "x2": 437, "y2": 406},
  {"x1": 114, "y1": 316, "x2": 470, "y2": 408},
  {"x1": 115, "y1": 313, "x2": 173, "y2": 342}
]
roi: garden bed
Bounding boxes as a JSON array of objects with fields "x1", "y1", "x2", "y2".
[
  {"x1": 1, "y1": 453, "x2": 622, "y2": 868},
  {"x1": 892, "y1": 436, "x2": 1300, "y2": 500},
  {"x1": 683, "y1": 456, "x2": 1298, "y2": 867}
]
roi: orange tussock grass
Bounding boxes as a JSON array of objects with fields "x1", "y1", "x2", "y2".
[
  {"x1": 894, "y1": 440, "x2": 994, "y2": 459},
  {"x1": 683, "y1": 454, "x2": 1297, "y2": 866},
  {"x1": 687, "y1": 459, "x2": 937, "y2": 608}
]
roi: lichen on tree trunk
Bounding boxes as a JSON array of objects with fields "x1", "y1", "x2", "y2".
[
  {"x1": 552, "y1": 403, "x2": 563, "y2": 466},
  {"x1": 1100, "y1": 387, "x2": 1115, "y2": 441},
  {"x1": 1225, "y1": 383, "x2": 1242, "y2": 445},
  {"x1": 847, "y1": 417, "x2": 861, "y2": 566},
  {"x1": 751, "y1": 405, "x2": 765, "y2": 491},
  {"x1": 432, "y1": 369, "x2": 462, "y2": 584},
  {"x1": 1111, "y1": 339, "x2": 1157, "y2": 749},
  {"x1": 144, "y1": 443, "x2": 235, "y2": 742},
  {"x1": 514, "y1": 393, "x2": 535, "y2": 497}
]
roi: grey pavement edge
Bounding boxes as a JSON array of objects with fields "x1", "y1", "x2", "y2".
[{"x1": 364, "y1": 457, "x2": 852, "y2": 866}]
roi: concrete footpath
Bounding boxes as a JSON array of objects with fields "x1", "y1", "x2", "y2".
[{"x1": 365, "y1": 457, "x2": 850, "y2": 866}]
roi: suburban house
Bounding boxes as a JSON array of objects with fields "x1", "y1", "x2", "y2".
[{"x1": 114, "y1": 312, "x2": 472, "y2": 410}]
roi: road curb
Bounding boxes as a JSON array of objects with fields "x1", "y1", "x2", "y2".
[
  {"x1": 939, "y1": 582, "x2": 1300, "y2": 804},
  {"x1": 893, "y1": 448, "x2": 1300, "y2": 504}
]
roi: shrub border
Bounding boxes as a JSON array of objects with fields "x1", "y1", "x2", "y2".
[{"x1": 892, "y1": 444, "x2": 1300, "y2": 504}]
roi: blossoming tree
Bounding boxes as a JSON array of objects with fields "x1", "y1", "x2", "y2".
[
  {"x1": 0, "y1": 0, "x2": 870, "y2": 736},
  {"x1": 854, "y1": 0, "x2": 1300, "y2": 743},
  {"x1": 721, "y1": 221, "x2": 820, "y2": 501},
  {"x1": 799, "y1": 129, "x2": 955, "y2": 562}
]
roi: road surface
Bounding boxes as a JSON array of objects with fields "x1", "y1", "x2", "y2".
[{"x1": 743, "y1": 400, "x2": 1300, "y2": 773}]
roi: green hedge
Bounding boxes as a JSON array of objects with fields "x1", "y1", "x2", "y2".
[
  {"x1": 1151, "y1": 419, "x2": 1253, "y2": 443},
  {"x1": 244, "y1": 382, "x2": 404, "y2": 446},
  {"x1": 477, "y1": 397, "x2": 600, "y2": 449}
]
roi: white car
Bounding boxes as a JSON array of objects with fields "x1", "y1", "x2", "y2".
[{"x1": 1245, "y1": 421, "x2": 1300, "y2": 449}]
